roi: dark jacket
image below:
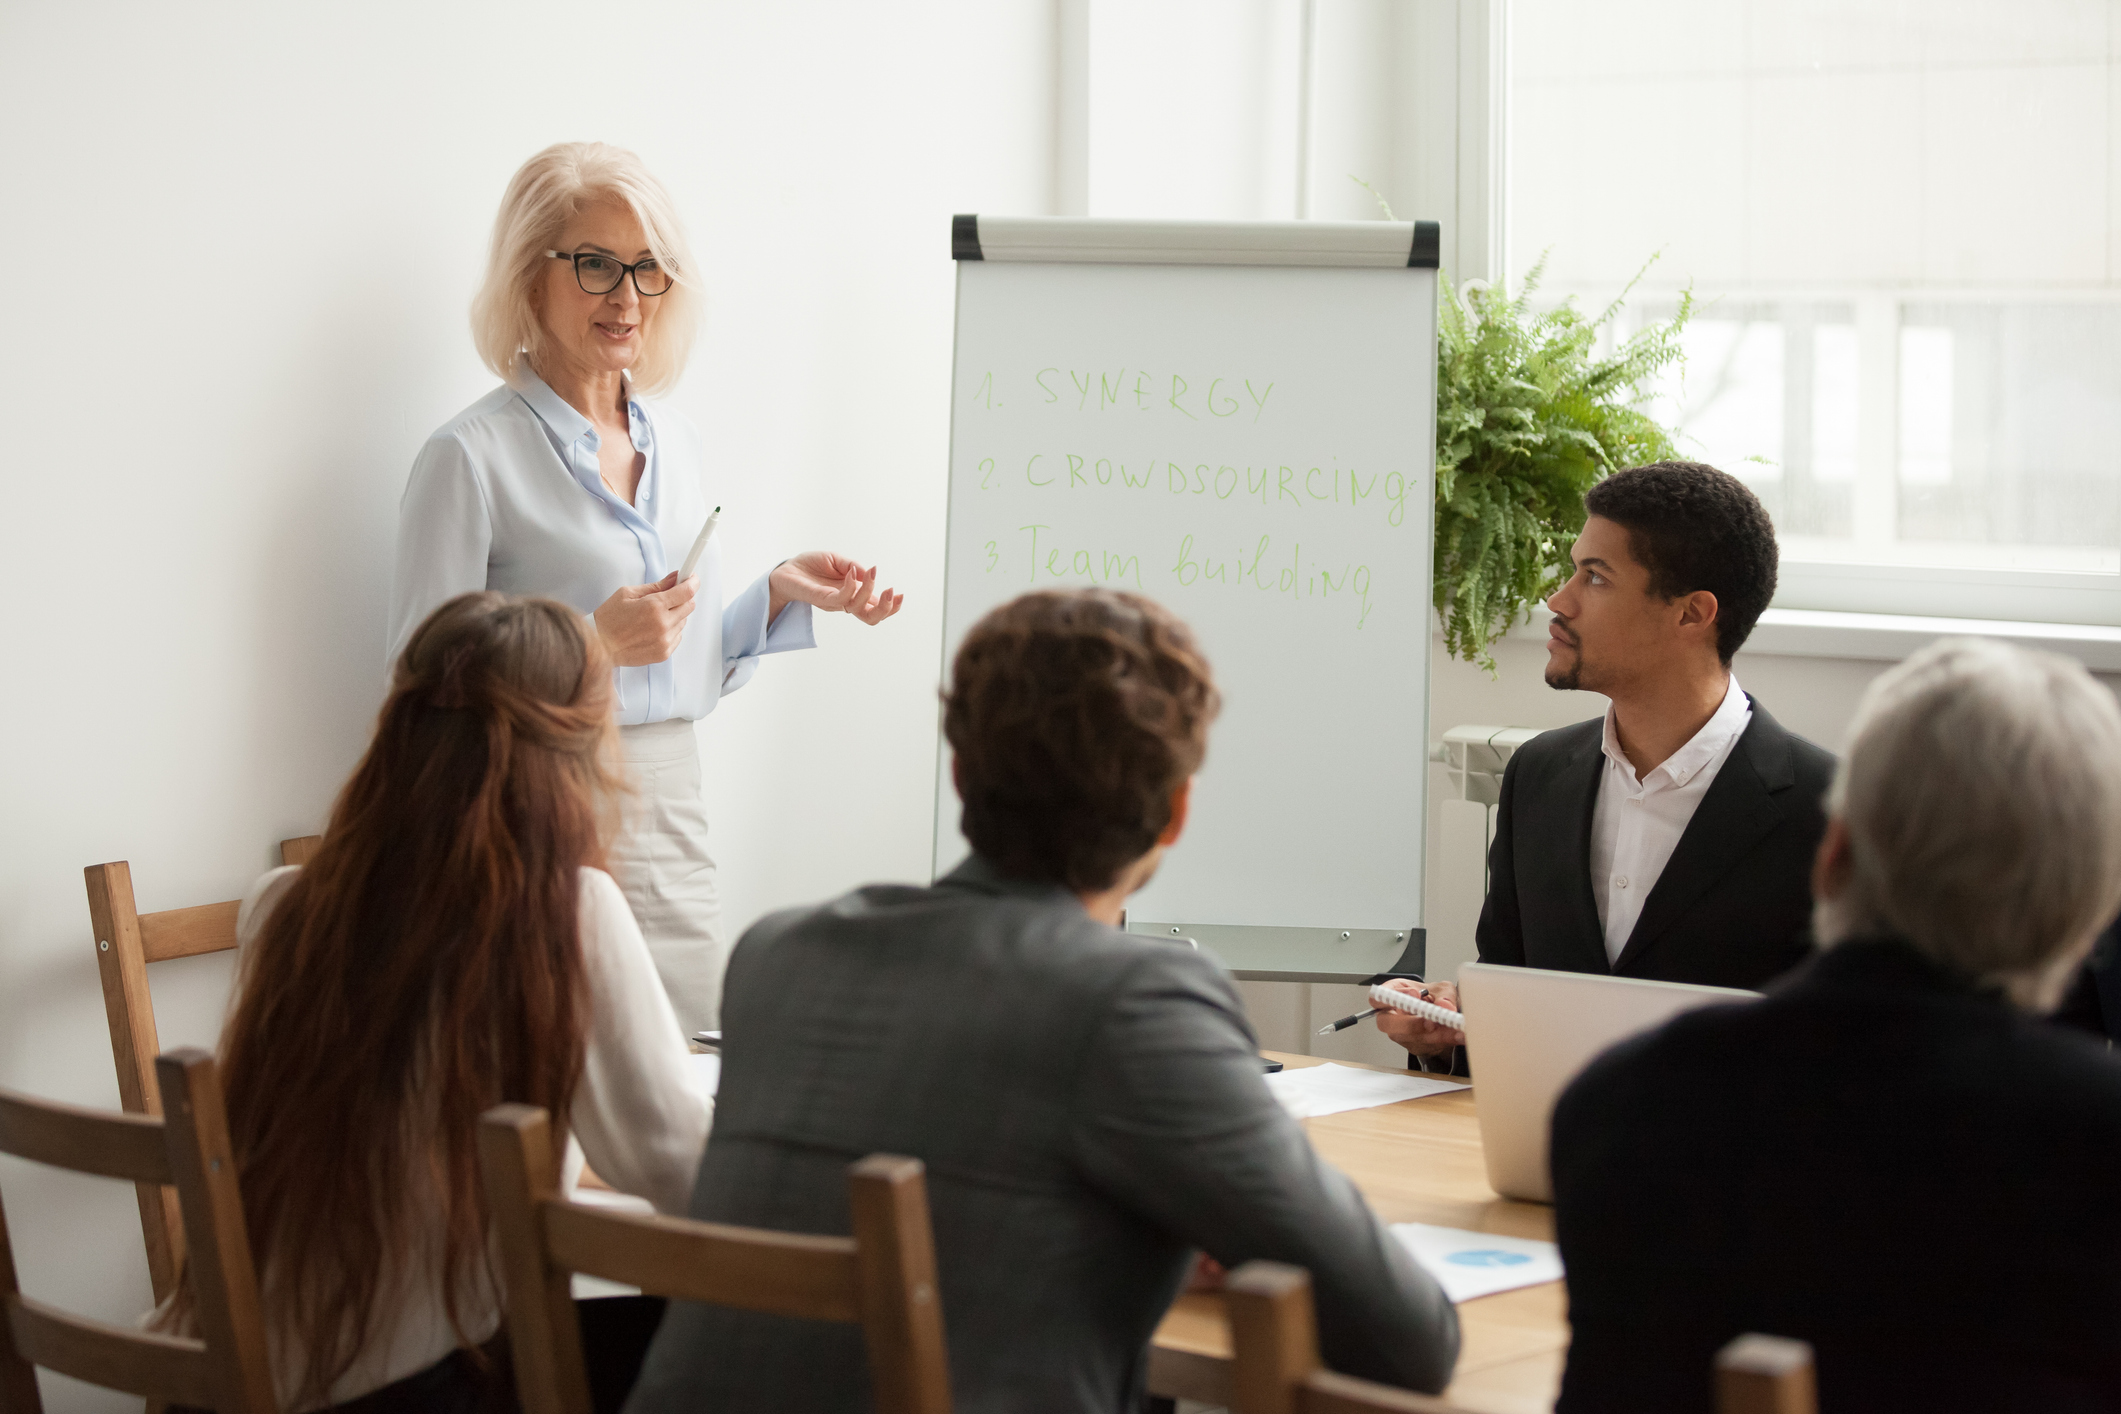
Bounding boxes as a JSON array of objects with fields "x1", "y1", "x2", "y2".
[
  {"x1": 626, "y1": 855, "x2": 1458, "y2": 1414},
  {"x1": 1552, "y1": 937, "x2": 2121, "y2": 1413},
  {"x1": 1476, "y1": 695, "x2": 1835, "y2": 989},
  {"x1": 2054, "y1": 919, "x2": 2121, "y2": 1042}
]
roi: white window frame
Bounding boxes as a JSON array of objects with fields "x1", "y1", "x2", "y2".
[
  {"x1": 1481, "y1": 3, "x2": 2121, "y2": 638},
  {"x1": 1398, "y1": 0, "x2": 1510, "y2": 288},
  {"x1": 1769, "y1": 287, "x2": 2121, "y2": 629}
]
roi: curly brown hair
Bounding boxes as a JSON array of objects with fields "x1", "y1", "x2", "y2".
[
  {"x1": 1583, "y1": 460, "x2": 1779, "y2": 664},
  {"x1": 944, "y1": 590, "x2": 1221, "y2": 892}
]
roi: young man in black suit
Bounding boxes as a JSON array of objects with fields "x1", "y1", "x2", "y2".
[
  {"x1": 1550, "y1": 638, "x2": 2121, "y2": 1411},
  {"x1": 1383, "y1": 461, "x2": 1836, "y2": 1059}
]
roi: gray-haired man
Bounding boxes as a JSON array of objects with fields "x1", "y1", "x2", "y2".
[{"x1": 1551, "y1": 637, "x2": 2121, "y2": 1412}]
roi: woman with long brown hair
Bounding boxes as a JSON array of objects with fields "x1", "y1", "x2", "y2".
[{"x1": 185, "y1": 592, "x2": 710, "y2": 1411}]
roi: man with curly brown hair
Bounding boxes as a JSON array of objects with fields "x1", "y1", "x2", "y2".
[{"x1": 631, "y1": 588, "x2": 1459, "y2": 1414}]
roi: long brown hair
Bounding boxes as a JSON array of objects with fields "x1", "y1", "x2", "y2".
[{"x1": 216, "y1": 592, "x2": 620, "y2": 1404}]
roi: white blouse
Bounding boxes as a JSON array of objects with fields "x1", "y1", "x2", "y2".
[
  {"x1": 388, "y1": 368, "x2": 814, "y2": 726},
  {"x1": 1587, "y1": 674, "x2": 1754, "y2": 964},
  {"x1": 230, "y1": 864, "x2": 712, "y2": 1408}
]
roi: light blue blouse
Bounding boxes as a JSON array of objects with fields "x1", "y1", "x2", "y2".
[{"x1": 388, "y1": 369, "x2": 814, "y2": 726}]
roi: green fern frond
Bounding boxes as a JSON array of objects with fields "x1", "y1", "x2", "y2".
[{"x1": 1432, "y1": 256, "x2": 1690, "y2": 672}]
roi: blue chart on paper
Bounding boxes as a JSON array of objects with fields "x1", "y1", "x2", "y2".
[{"x1": 1445, "y1": 1250, "x2": 1533, "y2": 1268}]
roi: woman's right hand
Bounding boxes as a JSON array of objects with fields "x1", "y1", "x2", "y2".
[{"x1": 594, "y1": 572, "x2": 697, "y2": 666}]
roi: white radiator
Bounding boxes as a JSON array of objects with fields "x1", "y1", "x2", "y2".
[{"x1": 1424, "y1": 725, "x2": 1544, "y2": 987}]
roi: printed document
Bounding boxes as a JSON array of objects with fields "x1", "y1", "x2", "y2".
[
  {"x1": 1392, "y1": 1223, "x2": 1564, "y2": 1303},
  {"x1": 1263, "y1": 1062, "x2": 1467, "y2": 1119}
]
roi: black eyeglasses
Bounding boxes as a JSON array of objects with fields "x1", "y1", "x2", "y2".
[{"x1": 546, "y1": 250, "x2": 673, "y2": 297}]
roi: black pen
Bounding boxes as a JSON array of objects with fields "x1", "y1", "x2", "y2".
[{"x1": 1317, "y1": 985, "x2": 1432, "y2": 1036}]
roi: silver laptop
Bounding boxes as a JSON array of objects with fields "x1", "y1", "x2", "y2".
[{"x1": 1458, "y1": 962, "x2": 1758, "y2": 1203}]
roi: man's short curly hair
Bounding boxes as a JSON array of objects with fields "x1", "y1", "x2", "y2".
[
  {"x1": 943, "y1": 590, "x2": 1221, "y2": 892},
  {"x1": 1582, "y1": 461, "x2": 1779, "y2": 663}
]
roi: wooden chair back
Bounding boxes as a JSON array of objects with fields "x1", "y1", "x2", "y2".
[
  {"x1": 1225, "y1": 1261, "x2": 1473, "y2": 1414},
  {"x1": 0, "y1": 1049, "x2": 274, "y2": 1414},
  {"x1": 83, "y1": 837, "x2": 321, "y2": 1301},
  {"x1": 478, "y1": 1104, "x2": 951, "y2": 1414},
  {"x1": 1228, "y1": 1262, "x2": 1822, "y2": 1414},
  {"x1": 1715, "y1": 1334, "x2": 1817, "y2": 1414}
]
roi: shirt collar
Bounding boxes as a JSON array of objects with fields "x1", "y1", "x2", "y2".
[
  {"x1": 937, "y1": 852, "x2": 1086, "y2": 909},
  {"x1": 512, "y1": 364, "x2": 652, "y2": 453},
  {"x1": 1601, "y1": 673, "x2": 1751, "y2": 790},
  {"x1": 512, "y1": 364, "x2": 596, "y2": 447}
]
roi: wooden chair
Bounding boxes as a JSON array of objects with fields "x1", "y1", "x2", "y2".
[
  {"x1": 478, "y1": 1105, "x2": 951, "y2": 1414},
  {"x1": 0, "y1": 1048, "x2": 274, "y2": 1414},
  {"x1": 1227, "y1": 1259, "x2": 1820, "y2": 1414},
  {"x1": 84, "y1": 837, "x2": 321, "y2": 1302},
  {"x1": 1715, "y1": 1334, "x2": 1817, "y2": 1414},
  {"x1": 1224, "y1": 1260, "x2": 1474, "y2": 1414}
]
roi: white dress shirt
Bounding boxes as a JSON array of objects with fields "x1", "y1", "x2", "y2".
[
  {"x1": 230, "y1": 864, "x2": 712, "y2": 1409},
  {"x1": 388, "y1": 369, "x2": 813, "y2": 726},
  {"x1": 1588, "y1": 674, "x2": 1753, "y2": 965}
]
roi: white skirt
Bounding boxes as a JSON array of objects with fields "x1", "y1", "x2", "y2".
[{"x1": 610, "y1": 718, "x2": 724, "y2": 1034}]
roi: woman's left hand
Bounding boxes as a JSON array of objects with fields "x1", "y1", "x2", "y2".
[{"x1": 770, "y1": 551, "x2": 904, "y2": 626}]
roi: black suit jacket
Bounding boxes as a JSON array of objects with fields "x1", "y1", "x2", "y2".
[
  {"x1": 1552, "y1": 938, "x2": 2121, "y2": 1413},
  {"x1": 2054, "y1": 919, "x2": 2121, "y2": 1041},
  {"x1": 1475, "y1": 695, "x2": 1835, "y2": 989}
]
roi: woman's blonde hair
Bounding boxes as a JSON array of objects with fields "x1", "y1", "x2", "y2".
[{"x1": 470, "y1": 141, "x2": 701, "y2": 396}]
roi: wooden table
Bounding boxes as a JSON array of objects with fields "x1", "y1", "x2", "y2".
[{"x1": 1148, "y1": 1052, "x2": 1567, "y2": 1413}]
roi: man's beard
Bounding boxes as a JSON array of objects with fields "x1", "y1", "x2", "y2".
[{"x1": 1545, "y1": 621, "x2": 1582, "y2": 691}]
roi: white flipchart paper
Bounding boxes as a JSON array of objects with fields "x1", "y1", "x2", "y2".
[
  {"x1": 935, "y1": 258, "x2": 1437, "y2": 935},
  {"x1": 1391, "y1": 1223, "x2": 1564, "y2": 1303},
  {"x1": 1262, "y1": 1062, "x2": 1467, "y2": 1119}
]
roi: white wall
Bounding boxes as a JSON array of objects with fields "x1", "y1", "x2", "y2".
[
  {"x1": 1087, "y1": 0, "x2": 1305, "y2": 218},
  {"x1": 0, "y1": 4, "x2": 1051, "y2": 1408}
]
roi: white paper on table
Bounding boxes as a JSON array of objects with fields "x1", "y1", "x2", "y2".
[
  {"x1": 688, "y1": 1050, "x2": 722, "y2": 1097},
  {"x1": 1391, "y1": 1223, "x2": 1564, "y2": 1303},
  {"x1": 569, "y1": 1192, "x2": 649, "y2": 1293},
  {"x1": 1262, "y1": 1062, "x2": 1468, "y2": 1119}
]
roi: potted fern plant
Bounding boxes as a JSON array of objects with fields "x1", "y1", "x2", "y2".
[{"x1": 1432, "y1": 262, "x2": 1691, "y2": 671}]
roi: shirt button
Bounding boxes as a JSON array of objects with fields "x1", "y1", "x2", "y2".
[
  {"x1": 1616, "y1": 876, "x2": 1630, "y2": 888},
  {"x1": 1628, "y1": 797, "x2": 1642, "y2": 805}
]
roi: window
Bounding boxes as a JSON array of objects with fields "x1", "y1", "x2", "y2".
[{"x1": 1509, "y1": 1, "x2": 2121, "y2": 624}]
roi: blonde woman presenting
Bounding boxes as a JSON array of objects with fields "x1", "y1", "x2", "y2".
[{"x1": 390, "y1": 142, "x2": 902, "y2": 1033}]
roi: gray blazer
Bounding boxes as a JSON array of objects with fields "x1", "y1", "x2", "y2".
[{"x1": 626, "y1": 856, "x2": 1460, "y2": 1414}]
